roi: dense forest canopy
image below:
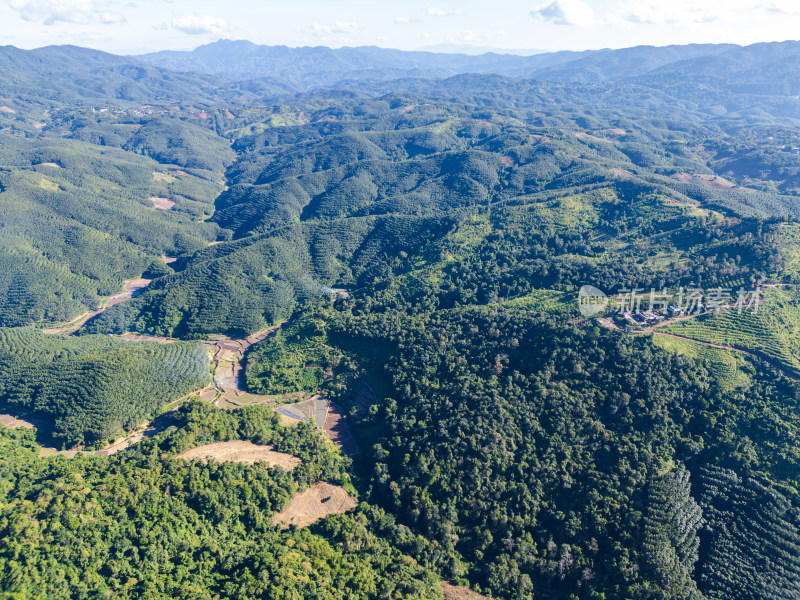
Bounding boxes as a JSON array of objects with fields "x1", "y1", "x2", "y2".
[{"x1": 2, "y1": 39, "x2": 800, "y2": 600}]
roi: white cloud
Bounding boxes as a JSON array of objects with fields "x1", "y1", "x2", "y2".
[
  {"x1": 9, "y1": 0, "x2": 95, "y2": 25},
  {"x1": 171, "y1": 15, "x2": 230, "y2": 35},
  {"x1": 451, "y1": 29, "x2": 507, "y2": 44},
  {"x1": 99, "y1": 11, "x2": 124, "y2": 24},
  {"x1": 612, "y1": 2, "x2": 717, "y2": 25},
  {"x1": 309, "y1": 21, "x2": 359, "y2": 35},
  {"x1": 427, "y1": 8, "x2": 447, "y2": 17},
  {"x1": 531, "y1": 0, "x2": 596, "y2": 27},
  {"x1": 760, "y1": 1, "x2": 800, "y2": 14},
  {"x1": 606, "y1": 1, "x2": 795, "y2": 27},
  {"x1": 395, "y1": 15, "x2": 423, "y2": 24}
]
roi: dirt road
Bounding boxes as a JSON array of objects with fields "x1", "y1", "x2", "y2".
[{"x1": 41, "y1": 279, "x2": 151, "y2": 335}]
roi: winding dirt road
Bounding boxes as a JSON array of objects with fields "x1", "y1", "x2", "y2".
[{"x1": 41, "y1": 278, "x2": 152, "y2": 335}]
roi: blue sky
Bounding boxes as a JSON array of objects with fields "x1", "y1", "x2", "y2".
[{"x1": 1, "y1": 0, "x2": 799, "y2": 55}]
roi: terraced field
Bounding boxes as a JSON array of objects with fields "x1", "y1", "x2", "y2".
[
  {"x1": 651, "y1": 335, "x2": 753, "y2": 390},
  {"x1": 661, "y1": 286, "x2": 800, "y2": 376},
  {"x1": 0, "y1": 327, "x2": 211, "y2": 445}
]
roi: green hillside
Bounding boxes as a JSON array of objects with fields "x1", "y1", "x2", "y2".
[
  {"x1": 0, "y1": 132, "x2": 228, "y2": 326},
  {"x1": 0, "y1": 328, "x2": 210, "y2": 446}
]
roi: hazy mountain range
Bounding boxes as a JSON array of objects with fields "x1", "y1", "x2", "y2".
[{"x1": 132, "y1": 38, "x2": 800, "y2": 90}]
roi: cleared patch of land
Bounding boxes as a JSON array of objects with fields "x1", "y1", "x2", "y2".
[
  {"x1": 673, "y1": 172, "x2": 749, "y2": 191},
  {"x1": 442, "y1": 582, "x2": 494, "y2": 600},
  {"x1": 149, "y1": 196, "x2": 176, "y2": 210},
  {"x1": 275, "y1": 395, "x2": 328, "y2": 425},
  {"x1": 120, "y1": 333, "x2": 175, "y2": 343},
  {"x1": 574, "y1": 131, "x2": 606, "y2": 142},
  {"x1": 41, "y1": 278, "x2": 151, "y2": 334},
  {"x1": 40, "y1": 447, "x2": 79, "y2": 458},
  {"x1": 107, "y1": 278, "x2": 151, "y2": 307},
  {"x1": 95, "y1": 428, "x2": 151, "y2": 456},
  {"x1": 37, "y1": 162, "x2": 61, "y2": 168},
  {"x1": 271, "y1": 482, "x2": 357, "y2": 529},
  {"x1": 323, "y1": 402, "x2": 357, "y2": 455},
  {"x1": 177, "y1": 440, "x2": 301, "y2": 468},
  {"x1": 0, "y1": 414, "x2": 35, "y2": 429},
  {"x1": 152, "y1": 171, "x2": 175, "y2": 182}
]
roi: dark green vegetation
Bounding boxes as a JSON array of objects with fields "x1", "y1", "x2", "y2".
[
  {"x1": 0, "y1": 328, "x2": 210, "y2": 446},
  {"x1": 3, "y1": 39, "x2": 800, "y2": 600},
  {"x1": 0, "y1": 402, "x2": 442, "y2": 600},
  {"x1": 243, "y1": 305, "x2": 800, "y2": 600}
]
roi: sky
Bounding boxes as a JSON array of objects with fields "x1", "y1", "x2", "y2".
[{"x1": 1, "y1": 0, "x2": 800, "y2": 55}]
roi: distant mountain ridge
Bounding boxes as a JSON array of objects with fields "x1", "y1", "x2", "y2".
[
  {"x1": 133, "y1": 38, "x2": 764, "y2": 88},
  {"x1": 0, "y1": 44, "x2": 228, "y2": 104}
]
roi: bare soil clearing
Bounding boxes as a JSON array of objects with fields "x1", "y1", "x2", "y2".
[
  {"x1": 95, "y1": 427, "x2": 153, "y2": 456},
  {"x1": 323, "y1": 402, "x2": 357, "y2": 455},
  {"x1": 177, "y1": 441, "x2": 301, "y2": 468},
  {"x1": 276, "y1": 395, "x2": 328, "y2": 425},
  {"x1": 0, "y1": 414, "x2": 35, "y2": 429},
  {"x1": 40, "y1": 447, "x2": 79, "y2": 458},
  {"x1": 120, "y1": 333, "x2": 175, "y2": 343},
  {"x1": 271, "y1": 482, "x2": 357, "y2": 529},
  {"x1": 442, "y1": 583, "x2": 494, "y2": 600},
  {"x1": 275, "y1": 394, "x2": 357, "y2": 453},
  {"x1": 673, "y1": 172, "x2": 751, "y2": 191},
  {"x1": 107, "y1": 278, "x2": 151, "y2": 308},
  {"x1": 574, "y1": 131, "x2": 605, "y2": 142},
  {"x1": 149, "y1": 196, "x2": 176, "y2": 210},
  {"x1": 41, "y1": 278, "x2": 151, "y2": 334},
  {"x1": 37, "y1": 162, "x2": 61, "y2": 168}
]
